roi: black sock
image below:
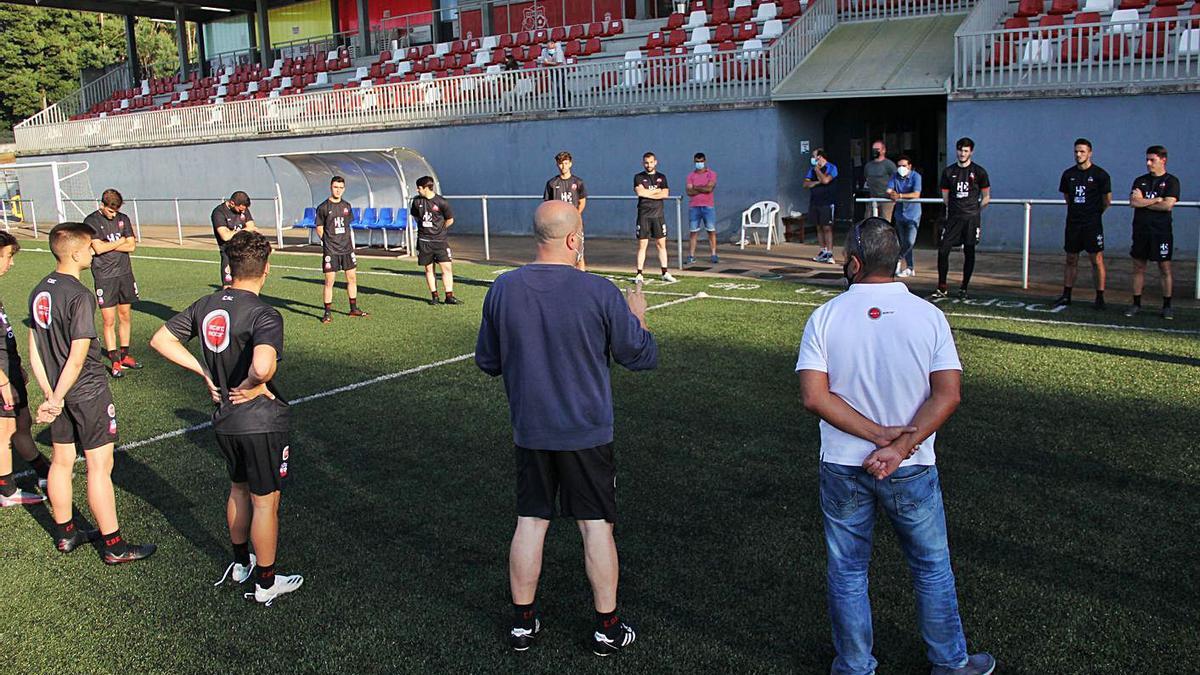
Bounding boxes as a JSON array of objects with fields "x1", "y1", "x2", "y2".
[
  {"x1": 596, "y1": 610, "x2": 620, "y2": 635},
  {"x1": 937, "y1": 248, "x2": 950, "y2": 287},
  {"x1": 1062, "y1": 286, "x2": 1072, "y2": 299},
  {"x1": 1163, "y1": 296, "x2": 1172, "y2": 309},
  {"x1": 102, "y1": 529, "x2": 128, "y2": 556},
  {"x1": 431, "y1": 291, "x2": 439, "y2": 300},
  {"x1": 1095, "y1": 290, "x2": 1105, "y2": 301},
  {"x1": 349, "y1": 297, "x2": 358, "y2": 310},
  {"x1": 323, "y1": 302, "x2": 332, "y2": 312},
  {"x1": 0, "y1": 472, "x2": 15, "y2": 497},
  {"x1": 107, "y1": 349, "x2": 121, "y2": 364},
  {"x1": 257, "y1": 563, "x2": 276, "y2": 589},
  {"x1": 962, "y1": 245, "x2": 977, "y2": 288},
  {"x1": 56, "y1": 521, "x2": 77, "y2": 539},
  {"x1": 636, "y1": 269, "x2": 643, "y2": 276},
  {"x1": 232, "y1": 542, "x2": 251, "y2": 567},
  {"x1": 120, "y1": 346, "x2": 129, "y2": 358},
  {"x1": 29, "y1": 453, "x2": 51, "y2": 479},
  {"x1": 513, "y1": 602, "x2": 536, "y2": 628},
  {"x1": 445, "y1": 291, "x2": 454, "y2": 299},
  {"x1": 661, "y1": 267, "x2": 668, "y2": 275},
  {"x1": 1133, "y1": 294, "x2": 1142, "y2": 307}
]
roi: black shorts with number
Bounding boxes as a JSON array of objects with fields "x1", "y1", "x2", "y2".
[
  {"x1": 939, "y1": 214, "x2": 981, "y2": 249},
  {"x1": 1130, "y1": 227, "x2": 1173, "y2": 261},
  {"x1": 417, "y1": 240, "x2": 452, "y2": 267},
  {"x1": 1064, "y1": 221, "x2": 1104, "y2": 254},
  {"x1": 50, "y1": 388, "x2": 118, "y2": 450},
  {"x1": 0, "y1": 373, "x2": 29, "y2": 418},
  {"x1": 220, "y1": 250, "x2": 233, "y2": 285},
  {"x1": 515, "y1": 443, "x2": 617, "y2": 523},
  {"x1": 216, "y1": 432, "x2": 291, "y2": 496},
  {"x1": 808, "y1": 203, "x2": 835, "y2": 227},
  {"x1": 94, "y1": 273, "x2": 139, "y2": 308},
  {"x1": 635, "y1": 215, "x2": 667, "y2": 240},
  {"x1": 323, "y1": 252, "x2": 357, "y2": 272}
]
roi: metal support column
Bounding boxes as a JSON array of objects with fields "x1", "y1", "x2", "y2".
[
  {"x1": 175, "y1": 4, "x2": 189, "y2": 80},
  {"x1": 256, "y1": 0, "x2": 273, "y2": 67},
  {"x1": 124, "y1": 15, "x2": 141, "y2": 84},
  {"x1": 481, "y1": 2, "x2": 493, "y2": 37},
  {"x1": 356, "y1": 0, "x2": 370, "y2": 55},
  {"x1": 196, "y1": 19, "x2": 208, "y2": 77}
]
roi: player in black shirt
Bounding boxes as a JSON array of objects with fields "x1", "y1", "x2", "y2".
[
  {"x1": 84, "y1": 189, "x2": 143, "y2": 378},
  {"x1": 544, "y1": 151, "x2": 589, "y2": 271},
  {"x1": 934, "y1": 137, "x2": 990, "y2": 299},
  {"x1": 410, "y1": 176, "x2": 460, "y2": 305},
  {"x1": 316, "y1": 176, "x2": 368, "y2": 324},
  {"x1": 633, "y1": 152, "x2": 676, "y2": 284},
  {"x1": 0, "y1": 232, "x2": 51, "y2": 508},
  {"x1": 28, "y1": 223, "x2": 155, "y2": 564},
  {"x1": 211, "y1": 191, "x2": 257, "y2": 287},
  {"x1": 1055, "y1": 139, "x2": 1112, "y2": 310},
  {"x1": 1125, "y1": 145, "x2": 1180, "y2": 320},
  {"x1": 151, "y1": 230, "x2": 303, "y2": 605}
]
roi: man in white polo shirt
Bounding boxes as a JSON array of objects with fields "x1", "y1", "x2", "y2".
[{"x1": 796, "y1": 217, "x2": 994, "y2": 675}]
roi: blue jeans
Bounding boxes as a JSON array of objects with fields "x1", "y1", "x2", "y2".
[
  {"x1": 689, "y1": 206, "x2": 716, "y2": 232},
  {"x1": 820, "y1": 462, "x2": 967, "y2": 675},
  {"x1": 894, "y1": 217, "x2": 919, "y2": 268}
]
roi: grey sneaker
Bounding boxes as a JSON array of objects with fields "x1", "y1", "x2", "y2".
[
  {"x1": 1161, "y1": 306, "x2": 1174, "y2": 320},
  {"x1": 931, "y1": 653, "x2": 996, "y2": 675},
  {"x1": 710, "y1": 254, "x2": 719, "y2": 264},
  {"x1": 1124, "y1": 304, "x2": 1141, "y2": 317}
]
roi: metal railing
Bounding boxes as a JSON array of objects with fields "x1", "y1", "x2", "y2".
[
  {"x1": 47, "y1": 197, "x2": 283, "y2": 247},
  {"x1": 18, "y1": 67, "x2": 134, "y2": 129},
  {"x1": 839, "y1": 0, "x2": 974, "y2": 23},
  {"x1": 859, "y1": 196, "x2": 1200, "y2": 299},
  {"x1": 768, "y1": 0, "x2": 838, "y2": 85},
  {"x1": 954, "y1": 13, "x2": 1200, "y2": 93},
  {"x1": 206, "y1": 47, "x2": 261, "y2": 73},
  {"x1": 274, "y1": 30, "x2": 364, "y2": 61},
  {"x1": 14, "y1": 51, "x2": 771, "y2": 154}
]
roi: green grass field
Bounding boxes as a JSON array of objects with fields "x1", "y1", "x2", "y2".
[{"x1": 1, "y1": 244, "x2": 1197, "y2": 674}]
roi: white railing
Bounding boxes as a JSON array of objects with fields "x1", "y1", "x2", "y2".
[
  {"x1": 18, "y1": 67, "x2": 134, "y2": 129},
  {"x1": 14, "y1": 52, "x2": 771, "y2": 154},
  {"x1": 839, "y1": 0, "x2": 974, "y2": 23},
  {"x1": 768, "y1": 0, "x2": 838, "y2": 84},
  {"x1": 859, "y1": 196, "x2": 1200, "y2": 299},
  {"x1": 954, "y1": 14, "x2": 1200, "y2": 93}
]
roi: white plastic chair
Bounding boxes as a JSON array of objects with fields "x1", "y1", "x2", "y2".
[
  {"x1": 354, "y1": 66, "x2": 369, "y2": 81},
  {"x1": 473, "y1": 50, "x2": 491, "y2": 67},
  {"x1": 396, "y1": 61, "x2": 413, "y2": 75},
  {"x1": 686, "y1": 26, "x2": 711, "y2": 46},
  {"x1": 755, "y1": 3, "x2": 779, "y2": 21},
  {"x1": 692, "y1": 44, "x2": 716, "y2": 82},
  {"x1": 733, "y1": 0, "x2": 751, "y2": 8},
  {"x1": 1021, "y1": 39, "x2": 1054, "y2": 64},
  {"x1": 740, "y1": 201, "x2": 780, "y2": 250},
  {"x1": 327, "y1": 49, "x2": 339, "y2": 62},
  {"x1": 280, "y1": 76, "x2": 293, "y2": 89},
  {"x1": 686, "y1": 10, "x2": 707, "y2": 28},
  {"x1": 481, "y1": 35, "x2": 500, "y2": 50},
  {"x1": 434, "y1": 42, "x2": 451, "y2": 57},
  {"x1": 739, "y1": 39, "x2": 765, "y2": 60},
  {"x1": 1179, "y1": 29, "x2": 1200, "y2": 56},
  {"x1": 1106, "y1": 9, "x2": 1141, "y2": 35},
  {"x1": 314, "y1": 71, "x2": 329, "y2": 85},
  {"x1": 761, "y1": 19, "x2": 784, "y2": 40},
  {"x1": 1081, "y1": 0, "x2": 1113, "y2": 11},
  {"x1": 621, "y1": 50, "x2": 645, "y2": 88},
  {"x1": 247, "y1": 80, "x2": 260, "y2": 93}
]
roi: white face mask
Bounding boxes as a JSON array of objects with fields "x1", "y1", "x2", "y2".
[{"x1": 898, "y1": 166, "x2": 910, "y2": 177}]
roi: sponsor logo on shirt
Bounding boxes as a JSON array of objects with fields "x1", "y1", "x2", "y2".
[
  {"x1": 202, "y1": 309, "x2": 232, "y2": 353},
  {"x1": 33, "y1": 292, "x2": 52, "y2": 329},
  {"x1": 109, "y1": 417, "x2": 117, "y2": 435}
]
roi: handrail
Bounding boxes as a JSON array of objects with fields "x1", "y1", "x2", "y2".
[
  {"x1": 768, "y1": 0, "x2": 838, "y2": 85},
  {"x1": 18, "y1": 67, "x2": 133, "y2": 129},
  {"x1": 839, "y1": 0, "x2": 974, "y2": 23}
]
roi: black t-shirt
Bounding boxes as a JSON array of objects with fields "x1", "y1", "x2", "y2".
[
  {"x1": 211, "y1": 202, "x2": 254, "y2": 249},
  {"x1": 316, "y1": 199, "x2": 354, "y2": 255},
  {"x1": 940, "y1": 163, "x2": 990, "y2": 217},
  {"x1": 1131, "y1": 172, "x2": 1181, "y2": 232},
  {"x1": 83, "y1": 210, "x2": 135, "y2": 279},
  {"x1": 634, "y1": 171, "x2": 668, "y2": 218},
  {"x1": 544, "y1": 175, "x2": 588, "y2": 207},
  {"x1": 29, "y1": 272, "x2": 108, "y2": 405},
  {"x1": 165, "y1": 288, "x2": 288, "y2": 435},
  {"x1": 410, "y1": 195, "x2": 454, "y2": 243},
  {"x1": 1058, "y1": 164, "x2": 1112, "y2": 225},
  {"x1": 0, "y1": 298, "x2": 21, "y2": 382}
]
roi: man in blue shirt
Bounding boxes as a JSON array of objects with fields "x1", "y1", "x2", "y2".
[
  {"x1": 476, "y1": 200, "x2": 658, "y2": 657},
  {"x1": 886, "y1": 156, "x2": 923, "y2": 277},
  {"x1": 804, "y1": 149, "x2": 839, "y2": 264}
]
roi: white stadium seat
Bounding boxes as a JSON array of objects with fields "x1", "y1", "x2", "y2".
[
  {"x1": 473, "y1": 50, "x2": 491, "y2": 68},
  {"x1": 1021, "y1": 39, "x2": 1055, "y2": 64},
  {"x1": 761, "y1": 19, "x2": 784, "y2": 40},
  {"x1": 1081, "y1": 0, "x2": 1113, "y2": 12},
  {"x1": 739, "y1": 39, "x2": 765, "y2": 59},
  {"x1": 434, "y1": 42, "x2": 451, "y2": 57},
  {"x1": 621, "y1": 50, "x2": 645, "y2": 88},
  {"x1": 314, "y1": 72, "x2": 328, "y2": 85},
  {"x1": 1179, "y1": 29, "x2": 1200, "y2": 56},
  {"x1": 1106, "y1": 9, "x2": 1141, "y2": 35},
  {"x1": 354, "y1": 66, "x2": 369, "y2": 81},
  {"x1": 755, "y1": 3, "x2": 778, "y2": 21},
  {"x1": 481, "y1": 35, "x2": 500, "y2": 50},
  {"x1": 692, "y1": 44, "x2": 716, "y2": 82},
  {"x1": 686, "y1": 27, "x2": 711, "y2": 46},
  {"x1": 686, "y1": 10, "x2": 707, "y2": 28}
]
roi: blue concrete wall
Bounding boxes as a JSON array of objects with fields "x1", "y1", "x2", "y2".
[{"x1": 948, "y1": 93, "x2": 1200, "y2": 255}]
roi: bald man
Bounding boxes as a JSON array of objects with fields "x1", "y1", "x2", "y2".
[{"x1": 476, "y1": 201, "x2": 658, "y2": 656}]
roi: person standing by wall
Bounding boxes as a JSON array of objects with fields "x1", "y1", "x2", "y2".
[
  {"x1": 886, "y1": 156, "x2": 922, "y2": 277},
  {"x1": 1055, "y1": 139, "x2": 1111, "y2": 310},
  {"x1": 805, "y1": 149, "x2": 839, "y2": 264},
  {"x1": 934, "y1": 138, "x2": 990, "y2": 299},
  {"x1": 1125, "y1": 145, "x2": 1179, "y2": 320},
  {"x1": 685, "y1": 152, "x2": 719, "y2": 265},
  {"x1": 864, "y1": 140, "x2": 897, "y2": 222}
]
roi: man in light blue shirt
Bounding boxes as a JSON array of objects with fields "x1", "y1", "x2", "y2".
[{"x1": 886, "y1": 155, "x2": 923, "y2": 276}]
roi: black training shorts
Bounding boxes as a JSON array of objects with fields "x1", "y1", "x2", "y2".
[
  {"x1": 417, "y1": 241, "x2": 452, "y2": 267},
  {"x1": 635, "y1": 215, "x2": 667, "y2": 240},
  {"x1": 1130, "y1": 227, "x2": 1173, "y2": 262},
  {"x1": 216, "y1": 431, "x2": 291, "y2": 496},
  {"x1": 95, "y1": 273, "x2": 139, "y2": 308},
  {"x1": 50, "y1": 388, "x2": 118, "y2": 450},
  {"x1": 939, "y1": 214, "x2": 981, "y2": 249},
  {"x1": 1064, "y1": 221, "x2": 1104, "y2": 254},
  {"x1": 808, "y1": 203, "x2": 835, "y2": 228},
  {"x1": 0, "y1": 373, "x2": 29, "y2": 418},
  {"x1": 515, "y1": 443, "x2": 617, "y2": 523},
  {"x1": 323, "y1": 252, "x2": 358, "y2": 273}
]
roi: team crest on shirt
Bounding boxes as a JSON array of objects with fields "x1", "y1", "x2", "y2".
[
  {"x1": 202, "y1": 309, "x2": 232, "y2": 353},
  {"x1": 33, "y1": 292, "x2": 52, "y2": 329},
  {"x1": 282, "y1": 446, "x2": 290, "y2": 461},
  {"x1": 279, "y1": 461, "x2": 288, "y2": 478},
  {"x1": 96, "y1": 288, "x2": 105, "y2": 305},
  {"x1": 107, "y1": 403, "x2": 116, "y2": 417},
  {"x1": 432, "y1": 205, "x2": 440, "y2": 212},
  {"x1": 868, "y1": 307, "x2": 882, "y2": 320}
]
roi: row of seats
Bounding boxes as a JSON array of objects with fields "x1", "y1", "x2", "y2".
[
  {"x1": 1003, "y1": 4, "x2": 1200, "y2": 30},
  {"x1": 1015, "y1": 0, "x2": 1186, "y2": 17},
  {"x1": 295, "y1": 207, "x2": 410, "y2": 232},
  {"x1": 665, "y1": 0, "x2": 799, "y2": 30},
  {"x1": 646, "y1": 18, "x2": 784, "y2": 48},
  {"x1": 990, "y1": 6, "x2": 1200, "y2": 64}
]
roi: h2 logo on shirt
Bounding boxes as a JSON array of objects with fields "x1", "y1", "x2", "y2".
[{"x1": 1074, "y1": 185, "x2": 1087, "y2": 203}]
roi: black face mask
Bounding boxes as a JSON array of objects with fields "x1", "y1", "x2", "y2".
[{"x1": 873, "y1": 149, "x2": 884, "y2": 159}]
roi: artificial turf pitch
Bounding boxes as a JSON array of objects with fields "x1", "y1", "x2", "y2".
[{"x1": 0, "y1": 245, "x2": 1197, "y2": 674}]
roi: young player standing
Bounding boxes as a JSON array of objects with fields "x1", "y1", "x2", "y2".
[
  {"x1": 151, "y1": 231, "x2": 303, "y2": 605},
  {"x1": 633, "y1": 152, "x2": 676, "y2": 284},
  {"x1": 544, "y1": 151, "x2": 589, "y2": 271},
  {"x1": 1055, "y1": 139, "x2": 1111, "y2": 310},
  {"x1": 1125, "y1": 145, "x2": 1180, "y2": 320},
  {"x1": 410, "y1": 176, "x2": 460, "y2": 305},
  {"x1": 28, "y1": 223, "x2": 155, "y2": 563},
  {"x1": 934, "y1": 138, "x2": 990, "y2": 299},
  {"x1": 316, "y1": 176, "x2": 368, "y2": 324},
  {"x1": 0, "y1": 232, "x2": 51, "y2": 507},
  {"x1": 84, "y1": 189, "x2": 142, "y2": 378},
  {"x1": 212, "y1": 191, "x2": 257, "y2": 287}
]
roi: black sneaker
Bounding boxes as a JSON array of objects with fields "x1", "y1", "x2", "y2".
[
  {"x1": 1094, "y1": 297, "x2": 1106, "y2": 310},
  {"x1": 429, "y1": 296, "x2": 442, "y2": 306},
  {"x1": 320, "y1": 311, "x2": 332, "y2": 324},
  {"x1": 957, "y1": 288, "x2": 969, "y2": 300},
  {"x1": 591, "y1": 622, "x2": 636, "y2": 657},
  {"x1": 55, "y1": 527, "x2": 100, "y2": 553},
  {"x1": 509, "y1": 617, "x2": 541, "y2": 652},
  {"x1": 1053, "y1": 294, "x2": 1071, "y2": 307},
  {"x1": 102, "y1": 542, "x2": 157, "y2": 565},
  {"x1": 443, "y1": 296, "x2": 462, "y2": 305}
]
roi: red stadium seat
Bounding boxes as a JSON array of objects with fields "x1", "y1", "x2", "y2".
[
  {"x1": 419, "y1": 44, "x2": 434, "y2": 58},
  {"x1": 564, "y1": 40, "x2": 582, "y2": 57},
  {"x1": 711, "y1": 5, "x2": 730, "y2": 23},
  {"x1": 1100, "y1": 35, "x2": 1131, "y2": 59},
  {"x1": 534, "y1": 28, "x2": 549, "y2": 43},
  {"x1": 491, "y1": 48, "x2": 506, "y2": 65},
  {"x1": 500, "y1": 33, "x2": 515, "y2": 49},
  {"x1": 584, "y1": 37, "x2": 602, "y2": 54},
  {"x1": 667, "y1": 12, "x2": 685, "y2": 29},
  {"x1": 606, "y1": 20, "x2": 624, "y2": 35},
  {"x1": 711, "y1": 23, "x2": 734, "y2": 43},
  {"x1": 1148, "y1": 5, "x2": 1178, "y2": 24},
  {"x1": 587, "y1": 21, "x2": 604, "y2": 37},
  {"x1": 735, "y1": 22, "x2": 758, "y2": 40},
  {"x1": 1014, "y1": 0, "x2": 1043, "y2": 17},
  {"x1": 526, "y1": 44, "x2": 544, "y2": 61},
  {"x1": 1136, "y1": 26, "x2": 1168, "y2": 57},
  {"x1": 666, "y1": 29, "x2": 686, "y2": 46},
  {"x1": 717, "y1": 39, "x2": 736, "y2": 52},
  {"x1": 779, "y1": 1, "x2": 801, "y2": 19},
  {"x1": 733, "y1": 6, "x2": 752, "y2": 22},
  {"x1": 646, "y1": 31, "x2": 665, "y2": 48},
  {"x1": 1071, "y1": 11, "x2": 1101, "y2": 37},
  {"x1": 1118, "y1": 0, "x2": 1148, "y2": 7},
  {"x1": 647, "y1": 46, "x2": 666, "y2": 57},
  {"x1": 568, "y1": 24, "x2": 585, "y2": 40},
  {"x1": 988, "y1": 38, "x2": 1019, "y2": 65},
  {"x1": 692, "y1": 0, "x2": 706, "y2": 10},
  {"x1": 1047, "y1": 0, "x2": 1077, "y2": 14},
  {"x1": 1004, "y1": 17, "x2": 1029, "y2": 29},
  {"x1": 1039, "y1": 14, "x2": 1064, "y2": 27},
  {"x1": 551, "y1": 26, "x2": 568, "y2": 41}
]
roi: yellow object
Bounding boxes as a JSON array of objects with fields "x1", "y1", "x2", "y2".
[{"x1": 270, "y1": 0, "x2": 333, "y2": 43}]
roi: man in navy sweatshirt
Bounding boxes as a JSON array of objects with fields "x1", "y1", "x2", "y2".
[{"x1": 476, "y1": 200, "x2": 658, "y2": 657}]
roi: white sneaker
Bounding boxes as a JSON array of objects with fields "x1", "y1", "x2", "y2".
[
  {"x1": 633, "y1": 273, "x2": 644, "y2": 284},
  {"x1": 245, "y1": 573, "x2": 304, "y2": 606},
  {"x1": 896, "y1": 261, "x2": 903, "y2": 275},
  {"x1": 811, "y1": 251, "x2": 828, "y2": 262},
  {"x1": 661, "y1": 272, "x2": 677, "y2": 283},
  {"x1": 899, "y1": 268, "x2": 915, "y2": 278},
  {"x1": 0, "y1": 489, "x2": 45, "y2": 507},
  {"x1": 213, "y1": 553, "x2": 257, "y2": 586}
]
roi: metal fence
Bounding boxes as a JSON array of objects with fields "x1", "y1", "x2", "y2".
[
  {"x1": 954, "y1": 13, "x2": 1200, "y2": 93},
  {"x1": 840, "y1": 0, "x2": 974, "y2": 23},
  {"x1": 19, "y1": 67, "x2": 134, "y2": 128},
  {"x1": 859, "y1": 196, "x2": 1200, "y2": 299}
]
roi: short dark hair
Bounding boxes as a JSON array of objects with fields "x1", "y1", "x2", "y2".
[
  {"x1": 694, "y1": 152, "x2": 706, "y2": 161},
  {"x1": 416, "y1": 176, "x2": 435, "y2": 190},
  {"x1": 225, "y1": 230, "x2": 272, "y2": 280},
  {"x1": 555, "y1": 151, "x2": 572, "y2": 163},
  {"x1": 813, "y1": 148, "x2": 827, "y2": 159},
  {"x1": 896, "y1": 154, "x2": 912, "y2": 165},
  {"x1": 956, "y1": 137, "x2": 975, "y2": 151},
  {"x1": 49, "y1": 222, "x2": 94, "y2": 261},
  {"x1": 643, "y1": 152, "x2": 656, "y2": 160},
  {"x1": 0, "y1": 231, "x2": 20, "y2": 253},
  {"x1": 331, "y1": 176, "x2": 345, "y2": 185},
  {"x1": 1074, "y1": 138, "x2": 1092, "y2": 150},
  {"x1": 1146, "y1": 145, "x2": 1168, "y2": 160},
  {"x1": 100, "y1": 189, "x2": 123, "y2": 209},
  {"x1": 230, "y1": 191, "x2": 251, "y2": 207},
  {"x1": 845, "y1": 217, "x2": 901, "y2": 278}
]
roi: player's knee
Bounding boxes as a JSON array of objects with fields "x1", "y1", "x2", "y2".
[
  {"x1": 250, "y1": 491, "x2": 280, "y2": 512},
  {"x1": 84, "y1": 448, "x2": 115, "y2": 475}
]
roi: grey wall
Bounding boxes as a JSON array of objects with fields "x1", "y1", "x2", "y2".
[
  {"x1": 20, "y1": 106, "x2": 827, "y2": 242},
  {"x1": 948, "y1": 93, "x2": 1200, "y2": 255}
]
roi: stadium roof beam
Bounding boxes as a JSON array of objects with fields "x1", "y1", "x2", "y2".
[{"x1": 0, "y1": 0, "x2": 255, "y2": 22}]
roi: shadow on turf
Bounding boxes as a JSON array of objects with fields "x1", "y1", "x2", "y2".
[
  {"x1": 364, "y1": 267, "x2": 495, "y2": 288},
  {"x1": 963, "y1": 328, "x2": 1200, "y2": 367},
  {"x1": 281, "y1": 276, "x2": 433, "y2": 305},
  {"x1": 134, "y1": 300, "x2": 184, "y2": 322}
]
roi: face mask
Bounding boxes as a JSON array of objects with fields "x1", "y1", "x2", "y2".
[
  {"x1": 695, "y1": 162, "x2": 705, "y2": 170},
  {"x1": 810, "y1": 157, "x2": 819, "y2": 166},
  {"x1": 873, "y1": 149, "x2": 883, "y2": 159},
  {"x1": 898, "y1": 166, "x2": 910, "y2": 177}
]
